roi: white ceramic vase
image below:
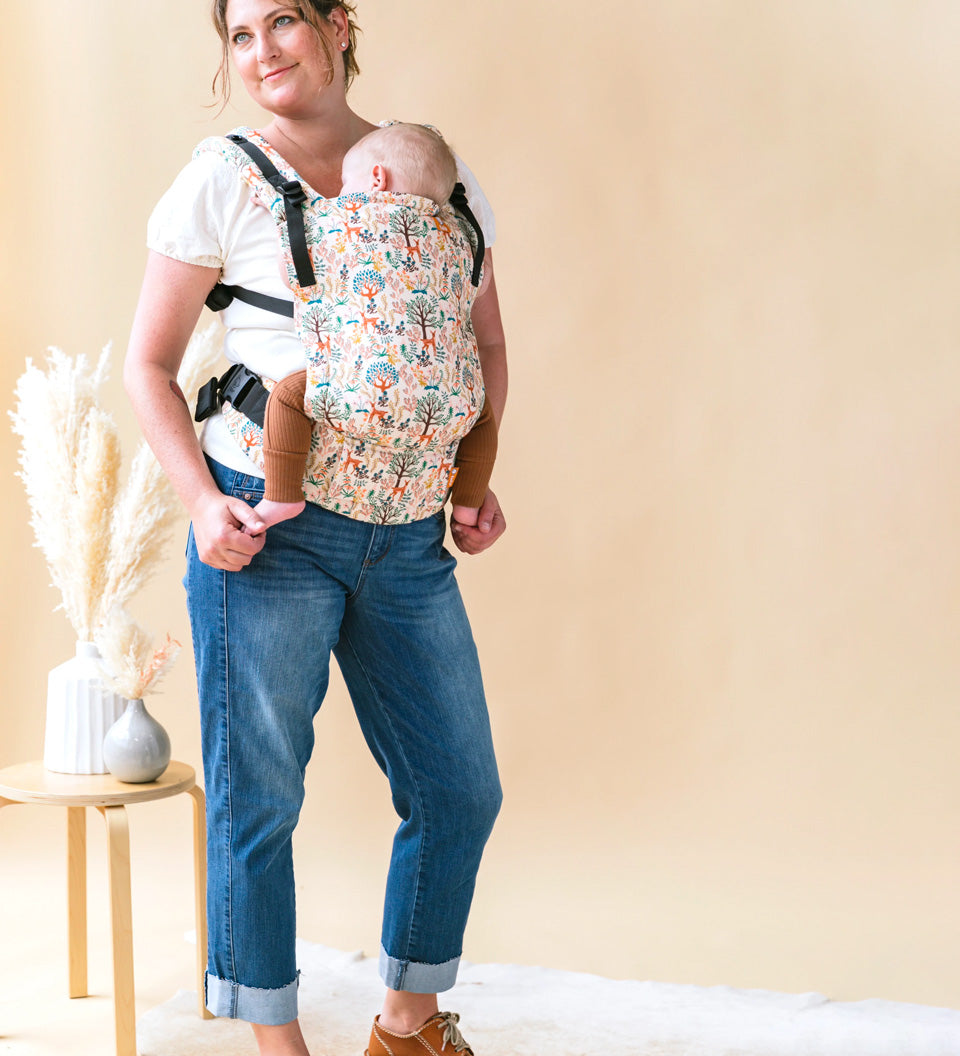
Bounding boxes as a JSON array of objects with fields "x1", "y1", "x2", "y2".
[
  {"x1": 102, "y1": 698, "x2": 171, "y2": 784},
  {"x1": 44, "y1": 641, "x2": 128, "y2": 774}
]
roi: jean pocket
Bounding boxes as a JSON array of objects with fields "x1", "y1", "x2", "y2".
[
  {"x1": 224, "y1": 470, "x2": 265, "y2": 504},
  {"x1": 204, "y1": 456, "x2": 264, "y2": 504}
]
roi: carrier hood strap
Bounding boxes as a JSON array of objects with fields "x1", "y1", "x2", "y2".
[
  {"x1": 448, "y1": 182, "x2": 485, "y2": 287},
  {"x1": 226, "y1": 132, "x2": 316, "y2": 287}
]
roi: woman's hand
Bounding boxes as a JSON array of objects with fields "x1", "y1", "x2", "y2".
[
  {"x1": 450, "y1": 489, "x2": 506, "y2": 555},
  {"x1": 190, "y1": 491, "x2": 268, "y2": 571}
]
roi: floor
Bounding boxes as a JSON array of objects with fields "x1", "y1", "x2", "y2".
[{"x1": 4, "y1": 773, "x2": 959, "y2": 1056}]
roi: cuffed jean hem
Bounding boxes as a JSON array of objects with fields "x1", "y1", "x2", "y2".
[
  {"x1": 205, "y1": 970, "x2": 300, "y2": 1025},
  {"x1": 379, "y1": 946, "x2": 460, "y2": 994}
]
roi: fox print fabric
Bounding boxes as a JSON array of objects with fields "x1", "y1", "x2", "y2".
[{"x1": 197, "y1": 127, "x2": 484, "y2": 525}]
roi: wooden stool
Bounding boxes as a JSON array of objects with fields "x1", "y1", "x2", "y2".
[{"x1": 0, "y1": 760, "x2": 214, "y2": 1056}]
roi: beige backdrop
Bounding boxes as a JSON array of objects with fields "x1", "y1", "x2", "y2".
[{"x1": 1, "y1": 0, "x2": 958, "y2": 1009}]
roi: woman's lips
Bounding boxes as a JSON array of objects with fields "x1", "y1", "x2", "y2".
[{"x1": 263, "y1": 64, "x2": 295, "y2": 82}]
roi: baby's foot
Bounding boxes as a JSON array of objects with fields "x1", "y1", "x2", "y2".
[
  {"x1": 252, "y1": 498, "x2": 306, "y2": 530},
  {"x1": 451, "y1": 504, "x2": 479, "y2": 527}
]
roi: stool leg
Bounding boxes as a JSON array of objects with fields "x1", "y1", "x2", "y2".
[
  {"x1": 98, "y1": 805, "x2": 136, "y2": 1056},
  {"x1": 67, "y1": 806, "x2": 88, "y2": 998},
  {"x1": 187, "y1": 785, "x2": 214, "y2": 1020}
]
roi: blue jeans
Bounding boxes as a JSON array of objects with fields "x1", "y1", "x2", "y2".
[{"x1": 185, "y1": 458, "x2": 502, "y2": 1025}]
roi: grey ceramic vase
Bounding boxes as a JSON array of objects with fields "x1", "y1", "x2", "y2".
[{"x1": 102, "y1": 698, "x2": 171, "y2": 783}]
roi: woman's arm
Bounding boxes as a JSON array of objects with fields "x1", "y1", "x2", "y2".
[
  {"x1": 472, "y1": 249, "x2": 507, "y2": 425},
  {"x1": 124, "y1": 251, "x2": 267, "y2": 570},
  {"x1": 452, "y1": 248, "x2": 508, "y2": 555}
]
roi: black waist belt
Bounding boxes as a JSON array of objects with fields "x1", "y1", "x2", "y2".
[{"x1": 195, "y1": 363, "x2": 270, "y2": 428}]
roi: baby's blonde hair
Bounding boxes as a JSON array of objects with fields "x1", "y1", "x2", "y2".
[{"x1": 347, "y1": 123, "x2": 458, "y2": 204}]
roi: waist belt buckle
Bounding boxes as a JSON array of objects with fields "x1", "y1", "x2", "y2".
[{"x1": 194, "y1": 377, "x2": 220, "y2": 422}]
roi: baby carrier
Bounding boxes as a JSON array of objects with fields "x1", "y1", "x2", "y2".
[{"x1": 195, "y1": 127, "x2": 486, "y2": 524}]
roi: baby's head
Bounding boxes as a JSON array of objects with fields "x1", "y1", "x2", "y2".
[{"x1": 339, "y1": 123, "x2": 457, "y2": 204}]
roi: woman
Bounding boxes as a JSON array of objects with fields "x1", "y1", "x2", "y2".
[{"x1": 125, "y1": 3, "x2": 507, "y2": 1054}]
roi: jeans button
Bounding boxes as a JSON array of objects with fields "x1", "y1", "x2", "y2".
[{"x1": 244, "y1": 492, "x2": 252, "y2": 500}]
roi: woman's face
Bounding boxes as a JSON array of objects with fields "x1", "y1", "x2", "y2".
[{"x1": 224, "y1": 0, "x2": 345, "y2": 115}]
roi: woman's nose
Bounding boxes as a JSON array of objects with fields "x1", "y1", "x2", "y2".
[{"x1": 256, "y1": 32, "x2": 280, "y2": 61}]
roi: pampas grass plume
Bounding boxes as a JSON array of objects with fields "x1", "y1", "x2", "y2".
[
  {"x1": 11, "y1": 345, "x2": 117, "y2": 638},
  {"x1": 98, "y1": 440, "x2": 181, "y2": 625},
  {"x1": 72, "y1": 407, "x2": 121, "y2": 637},
  {"x1": 12, "y1": 324, "x2": 224, "y2": 694}
]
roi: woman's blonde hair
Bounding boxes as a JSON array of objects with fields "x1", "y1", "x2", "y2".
[{"x1": 210, "y1": 1, "x2": 361, "y2": 110}]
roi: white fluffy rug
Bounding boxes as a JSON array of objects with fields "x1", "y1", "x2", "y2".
[{"x1": 137, "y1": 940, "x2": 960, "y2": 1056}]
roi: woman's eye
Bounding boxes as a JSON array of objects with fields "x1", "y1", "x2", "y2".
[
  {"x1": 275, "y1": 15, "x2": 295, "y2": 27},
  {"x1": 232, "y1": 31, "x2": 250, "y2": 45}
]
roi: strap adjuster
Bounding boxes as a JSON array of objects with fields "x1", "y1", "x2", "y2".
[
  {"x1": 280, "y1": 180, "x2": 307, "y2": 206},
  {"x1": 204, "y1": 284, "x2": 235, "y2": 312}
]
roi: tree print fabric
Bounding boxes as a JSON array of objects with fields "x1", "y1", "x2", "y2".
[{"x1": 197, "y1": 127, "x2": 485, "y2": 525}]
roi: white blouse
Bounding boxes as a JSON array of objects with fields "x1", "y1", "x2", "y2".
[{"x1": 147, "y1": 138, "x2": 496, "y2": 477}]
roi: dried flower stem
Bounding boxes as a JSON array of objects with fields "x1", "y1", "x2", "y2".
[{"x1": 10, "y1": 324, "x2": 222, "y2": 694}]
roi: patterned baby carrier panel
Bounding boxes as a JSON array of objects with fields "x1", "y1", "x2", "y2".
[{"x1": 196, "y1": 127, "x2": 485, "y2": 525}]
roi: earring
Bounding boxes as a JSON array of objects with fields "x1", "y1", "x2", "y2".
[{"x1": 340, "y1": 41, "x2": 347, "y2": 49}]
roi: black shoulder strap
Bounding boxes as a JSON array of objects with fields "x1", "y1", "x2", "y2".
[
  {"x1": 226, "y1": 133, "x2": 315, "y2": 287},
  {"x1": 448, "y1": 182, "x2": 485, "y2": 287},
  {"x1": 203, "y1": 132, "x2": 318, "y2": 318}
]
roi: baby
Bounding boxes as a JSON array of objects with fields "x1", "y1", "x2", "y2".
[{"x1": 254, "y1": 123, "x2": 496, "y2": 531}]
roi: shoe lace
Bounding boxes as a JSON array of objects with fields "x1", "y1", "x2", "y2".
[{"x1": 437, "y1": 1011, "x2": 473, "y2": 1054}]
